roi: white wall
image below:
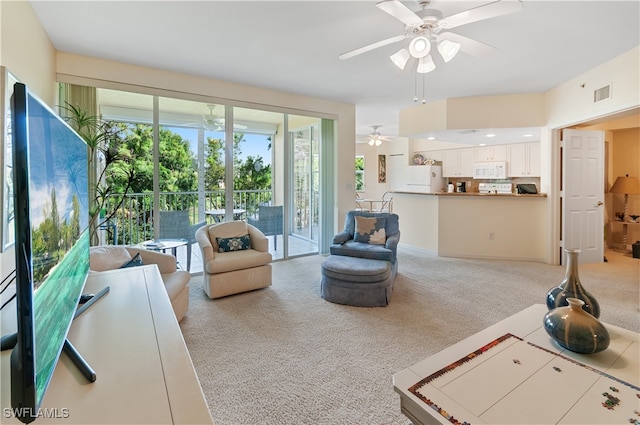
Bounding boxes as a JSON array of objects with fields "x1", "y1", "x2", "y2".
[
  {"x1": 1, "y1": 1, "x2": 58, "y2": 278},
  {"x1": 546, "y1": 47, "x2": 640, "y2": 128},
  {"x1": 0, "y1": 1, "x2": 57, "y2": 104}
]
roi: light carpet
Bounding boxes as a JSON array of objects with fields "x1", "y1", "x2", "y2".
[{"x1": 180, "y1": 247, "x2": 639, "y2": 425}]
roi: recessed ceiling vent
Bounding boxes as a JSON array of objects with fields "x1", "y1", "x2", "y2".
[{"x1": 594, "y1": 84, "x2": 611, "y2": 103}]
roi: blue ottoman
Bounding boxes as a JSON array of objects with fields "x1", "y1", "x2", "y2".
[{"x1": 320, "y1": 255, "x2": 396, "y2": 307}]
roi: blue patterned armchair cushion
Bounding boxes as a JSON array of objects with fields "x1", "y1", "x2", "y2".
[
  {"x1": 353, "y1": 216, "x2": 386, "y2": 244},
  {"x1": 216, "y1": 234, "x2": 251, "y2": 252}
]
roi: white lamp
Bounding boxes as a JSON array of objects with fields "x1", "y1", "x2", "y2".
[
  {"x1": 409, "y1": 36, "x2": 431, "y2": 58},
  {"x1": 437, "y1": 39, "x2": 461, "y2": 62},
  {"x1": 390, "y1": 48, "x2": 411, "y2": 70},
  {"x1": 417, "y1": 55, "x2": 436, "y2": 73}
]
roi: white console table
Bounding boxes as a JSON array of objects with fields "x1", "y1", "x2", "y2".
[
  {"x1": 393, "y1": 304, "x2": 639, "y2": 425},
  {"x1": 1, "y1": 265, "x2": 213, "y2": 424}
]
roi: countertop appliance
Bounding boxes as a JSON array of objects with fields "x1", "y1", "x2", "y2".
[
  {"x1": 406, "y1": 165, "x2": 446, "y2": 193},
  {"x1": 478, "y1": 183, "x2": 513, "y2": 194}
]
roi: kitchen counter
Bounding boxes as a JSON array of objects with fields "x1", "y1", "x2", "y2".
[
  {"x1": 393, "y1": 190, "x2": 547, "y2": 197},
  {"x1": 392, "y1": 191, "x2": 548, "y2": 262}
]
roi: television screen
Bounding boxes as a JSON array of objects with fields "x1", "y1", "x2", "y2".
[{"x1": 10, "y1": 82, "x2": 90, "y2": 423}]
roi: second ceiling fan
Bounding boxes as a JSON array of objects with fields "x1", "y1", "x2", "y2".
[
  {"x1": 339, "y1": 0, "x2": 523, "y2": 73},
  {"x1": 197, "y1": 105, "x2": 248, "y2": 131}
]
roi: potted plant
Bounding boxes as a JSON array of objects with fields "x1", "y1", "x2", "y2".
[{"x1": 62, "y1": 104, "x2": 135, "y2": 245}]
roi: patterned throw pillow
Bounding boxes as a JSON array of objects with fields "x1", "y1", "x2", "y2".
[
  {"x1": 120, "y1": 252, "x2": 144, "y2": 268},
  {"x1": 353, "y1": 216, "x2": 386, "y2": 245},
  {"x1": 217, "y1": 234, "x2": 252, "y2": 253}
]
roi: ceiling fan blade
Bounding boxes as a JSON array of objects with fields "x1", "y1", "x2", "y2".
[
  {"x1": 438, "y1": 0, "x2": 523, "y2": 30},
  {"x1": 376, "y1": 0, "x2": 423, "y2": 27},
  {"x1": 339, "y1": 34, "x2": 406, "y2": 60},
  {"x1": 437, "y1": 32, "x2": 496, "y2": 57}
]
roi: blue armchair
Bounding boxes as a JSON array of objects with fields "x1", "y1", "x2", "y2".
[
  {"x1": 330, "y1": 210, "x2": 400, "y2": 264},
  {"x1": 321, "y1": 210, "x2": 400, "y2": 307}
]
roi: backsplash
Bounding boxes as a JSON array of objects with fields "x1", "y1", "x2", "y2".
[{"x1": 447, "y1": 177, "x2": 541, "y2": 193}]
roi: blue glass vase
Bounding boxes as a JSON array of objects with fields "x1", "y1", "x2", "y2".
[{"x1": 546, "y1": 248, "x2": 600, "y2": 318}]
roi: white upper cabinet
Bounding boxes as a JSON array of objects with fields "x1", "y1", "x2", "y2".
[
  {"x1": 443, "y1": 148, "x2": 475, "y2": 177},
  {"x1": 421, "y1": 150, "x2": 444, "y2": 162},
  {"x1": 508, "y1": 142, "x2": 541, "y2": 177},
  {"x1": 475, "y1": 145, "x2": 507, "y2": 162}
]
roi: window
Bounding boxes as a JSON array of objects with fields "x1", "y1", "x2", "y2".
[{"x1": 355, "y1": 155, "x2": 364, "y2": 191}]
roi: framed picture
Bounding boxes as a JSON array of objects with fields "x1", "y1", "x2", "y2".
[
  {"x1": 378, "y1": 154, "x2": 386, "y2": 183},
  {"x1": 1, "y1": 66, "x2": 18, "y2": 252}
]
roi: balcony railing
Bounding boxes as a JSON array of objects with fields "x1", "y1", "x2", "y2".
[{"x1": 99, "y1": 189, "x2": 273, "y2": 245}]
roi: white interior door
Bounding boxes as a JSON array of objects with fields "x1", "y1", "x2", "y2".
[
  {"x1": 562, "y1": 129, "x2": 604, "y2": 264},
  {"x1": 387, "y1": 154, "x2": 406, "y2": 192}
]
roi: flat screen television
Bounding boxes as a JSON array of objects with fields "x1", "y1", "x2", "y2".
[{"x1": 10, "y1": 82, "x2": 90, "y2": 423}]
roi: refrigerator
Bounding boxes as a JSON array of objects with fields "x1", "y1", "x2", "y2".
[{"x1": 405, "y1": 165, "x2": 446, "y2": 193}]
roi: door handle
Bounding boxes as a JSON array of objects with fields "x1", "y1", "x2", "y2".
[{"x1": 596, "y1": 201, "x2": 604, "y2": 207}]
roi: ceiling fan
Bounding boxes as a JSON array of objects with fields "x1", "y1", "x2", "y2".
[
  {"x1": 196, "y1": 105, "x2": 248, "y2": 131},
  {"x1": 367, "y1": 125, "x2": 390, "y2": 146},
  {"x1": 339, "y1": 0, "x2": 523, "y2": 73}
]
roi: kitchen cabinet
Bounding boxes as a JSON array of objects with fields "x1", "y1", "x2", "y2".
[
  {"x1": 443, "y1": 148, "x2": 474, "y2": 177},
  {"x1": 475, "y1": 145, "x2": 507, "y2": 161},
  {"x1": 508, "y1": 142, "x2": 540, "y2": 177}
]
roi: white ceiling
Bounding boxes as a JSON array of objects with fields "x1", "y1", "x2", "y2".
[{"x1": 29, "y1": 1, "x2": 640, "y2": 144}]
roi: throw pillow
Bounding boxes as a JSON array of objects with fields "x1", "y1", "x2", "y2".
[
  {"x1": 120, "y1": 252, "x2": 144, "y2": 268},
  {"x1": 217, "y1": 234, "x2": 251, "y2": 253},
  {"x1": 354, "y1": 216, "x2": 386, "y2": 245}
]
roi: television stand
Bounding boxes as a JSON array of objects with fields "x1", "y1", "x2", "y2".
[
  {"x1": 1, "y1": 286, "x2": 110, "y2": 382},
  {"x1": 1, "y1": 265, "x2": 213, "y2": 424}
]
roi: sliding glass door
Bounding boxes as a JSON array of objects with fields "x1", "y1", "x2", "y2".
[
  {"x1": 66, "y1": 83, "x2": 333, "y2": 271},
  {"x1": 288, "y1": 116, "x2": 320, "y2": 256}
]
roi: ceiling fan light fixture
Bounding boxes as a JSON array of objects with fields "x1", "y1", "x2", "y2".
[
  {"x1": 390, "y1": 48, "x2": 411, "y2": 70},
  {"x1": 203, "y1": 121, "x2": 220, "y2": 131},
  {"x1": 437, "y1": 39, "x2": 461, "y2": 62},
  {"x1": 409, "y1": 36, "x2": 431, "y2": 58},
  {"x1": 417, "y1": 55, "x2": 436, "y2": 73}
]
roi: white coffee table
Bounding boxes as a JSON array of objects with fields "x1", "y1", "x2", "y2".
[{"x1": 393, "y1": 304, "x2": 640, "y2": 425}]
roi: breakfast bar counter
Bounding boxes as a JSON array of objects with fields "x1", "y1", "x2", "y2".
[
  {"x1": 392, "y1": 191, "x2": 548, "y2": 262},
  {"x1": 393, "y1": 190, "x2": 547, "y2": 197}
]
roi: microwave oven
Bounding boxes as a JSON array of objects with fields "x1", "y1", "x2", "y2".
[{"x1": 472, "y1": 161, "x2": 507, "y2": 179}]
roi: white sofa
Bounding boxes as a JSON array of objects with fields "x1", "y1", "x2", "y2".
[
  {"x1": 89, "y1": 246, "x2": 191, "y2": 322},
  {"x1": 196, "y1": 221, "x2": 272, "y2": 299}
]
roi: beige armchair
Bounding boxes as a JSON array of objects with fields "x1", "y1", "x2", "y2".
[
  {"x1": 196, "y1": 221, "x2": 272, "y2": 299},
  {"x1": 89, "y1": 246, "x2": 190, "y2": 322}
]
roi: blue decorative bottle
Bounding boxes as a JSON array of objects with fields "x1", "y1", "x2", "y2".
[
  {"x1": 543, "y1": 298, "x2": 609, "y2": 354},
  {"x1": 546, "y1": 248, "x2": 600, "y2": 318}
]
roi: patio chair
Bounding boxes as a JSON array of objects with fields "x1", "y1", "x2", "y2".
[
  {"x1": 355, "y1": 193, "x2": 366, "y2": 211},
  {"x1": 158, "y1": 210, "x2": 206, "y2": 271},
  {"x1": 247, "y1": 205, "x2": 284, "y2": 250},
  {"x1": 377, "y1": 191, "x2": 393, "y2": 212}
]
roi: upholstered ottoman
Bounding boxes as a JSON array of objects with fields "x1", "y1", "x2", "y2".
[{"x1": 320, "y1": 255, "x2": 396, "y2": 307}]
